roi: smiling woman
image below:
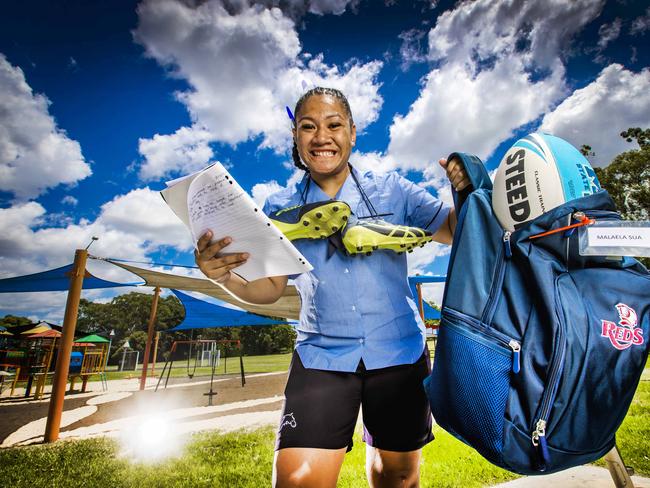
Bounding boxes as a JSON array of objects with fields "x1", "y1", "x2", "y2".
[{"x1": 194, "y1": 86, "x2": 470, "y2": 488}]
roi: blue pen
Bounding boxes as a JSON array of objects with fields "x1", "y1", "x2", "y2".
[{"x1": 286, "y1": 106, "x2": 295, "y2": 122}]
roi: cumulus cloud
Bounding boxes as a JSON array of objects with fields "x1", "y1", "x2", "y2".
[
  {"x1": 61, "y1": 195, "x2": 78, "y2": 206},
  {"x1": 384, "y1": 0, "x2": 605, "y2": 185},
  {"x1": 540, "y1": 64, "x2": 650, "y2": 167},
  {"x1": 398, "y1": 28, "x2": 427, "y2": 71},
  {"x1": 0, "y1": 188, "x2": 191, "y2": 281},
  {"x1": 0, "y1": 54, "x2": 92, "y2": 199},
  {"x1": 138, "y1": 125, "x2": 214, "y2": 181},
  {"x1": 133, "y1": 0, "x2": 383, "y2": 162},
  {"x1": 630, "y1": 7, "x2": 650, "y2": 35},
  {"x1": 597, "y1": 18, "x2": 622, "y2": 49}
]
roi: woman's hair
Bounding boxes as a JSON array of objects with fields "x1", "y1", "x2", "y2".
[{"x1": 291, "y1": 87, "x2": 354, "y2": 172}]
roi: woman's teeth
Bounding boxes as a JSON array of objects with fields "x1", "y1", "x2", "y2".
[{"x1": 312, "y1": 150, "x2": 335, "y2": 157}]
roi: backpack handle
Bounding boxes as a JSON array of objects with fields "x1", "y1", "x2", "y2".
[{"x1": 448, "y1": 152, "x2": 492, "y2": 213}]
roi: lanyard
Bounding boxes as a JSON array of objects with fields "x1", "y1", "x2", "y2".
[{"x1": 300, "y1": 165, "x2": 392, "y2": 220}]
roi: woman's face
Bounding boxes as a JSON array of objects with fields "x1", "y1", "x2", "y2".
[{"x1": 293, "y1": 94, "x2": 356, "y2": 178}]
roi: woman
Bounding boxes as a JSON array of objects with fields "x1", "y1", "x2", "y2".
[{"x1": 195, "y1": 87, "x2": 469, "y2": 487}]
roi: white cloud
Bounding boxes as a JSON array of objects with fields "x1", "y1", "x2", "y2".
[
  {"x1": 383, "y1": 0, "x2": 605, "y2": 194},
  {"x1": 597, "y1": 18, "x2": 622, "y2": 49},
  {"x1": 0, "y1": 54, "x2": 92, "y2": 199},
  {"x1": 387, "y1": 59, "x2": 565, "y2": 171},
  {"x1": 61, "y1": 195, "x2": 78, "y2": 206},
  {"x1": 398, "y1": 28, "x2": 427, "y2": 71},
  {"x1": 540, "y1": 64, "x2": 650, "y2": 167},
  {"x1": 138, "y1": 126, "x2": 214, "y2": 181},
  {"x1": 630, "y1": 7, "x2": 650, "y2": 35},
  {"x1": 133, "y1": 0, "x2": 383, "y2": 156},
  {"x1": 252, "y1": 180, "x2": 283, "y2": 206},
  {"x1": 0, "y1": 188, "x2": 191, "y2": 280}
]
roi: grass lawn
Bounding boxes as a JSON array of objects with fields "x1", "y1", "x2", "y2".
[
  {"x1": 1, "y1": 367, "x2": 647, "y2": 487},
  {"x1": 0, "y1": 426, "x2": 519, "y2": 488},
  {"x1": 102, "y1": 352, "x2": 292, "y2": 381}
]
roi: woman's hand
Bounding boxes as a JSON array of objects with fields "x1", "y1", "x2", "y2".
[
  {"x1": 439, "y1": 157, "x2": 470, "y2": 192},
  {"x1": 194, "y1": 231, "x2": 249, "y2": 285}
]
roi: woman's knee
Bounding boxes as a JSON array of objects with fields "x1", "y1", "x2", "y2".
[
  {"x1": 366, "y1": 447, "x2": 421, "y2": 487},
  {"x1": 273, "y1": 447, "x2": 345, "y2": 488}
]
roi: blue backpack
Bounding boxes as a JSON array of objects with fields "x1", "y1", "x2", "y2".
[{"x1": 424, "y1": 153, "x2": 650, "y2": 475}]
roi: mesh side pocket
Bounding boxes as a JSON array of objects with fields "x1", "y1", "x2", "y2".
[{"x1": 425, "y1": 316, "x2": 512, "y2": 464}]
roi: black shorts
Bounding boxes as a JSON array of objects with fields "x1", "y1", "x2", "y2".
[{"x1": 275, "y1": 347, "x2": 434, "y2": 452}]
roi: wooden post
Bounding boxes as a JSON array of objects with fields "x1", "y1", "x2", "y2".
[
  {"x1": 139, "y1": 286, "x2": 160, "y2": 391},
  {"x1": 416, "y1": 283, "x2": 425, "y2": 321},
  {"x1": 44, "y1": 249, "x2": 88, "y2": 442},
  {"x1": 151, "y1": 331, "x2": 160, "y2": 377}
]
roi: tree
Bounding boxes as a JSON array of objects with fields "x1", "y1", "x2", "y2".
[
  {"x1": 0, "y1": 314, "x2": 32, "y2": 328},
  {"x1": 593, "y1": 127, "x2": 650, "y2": 267}
]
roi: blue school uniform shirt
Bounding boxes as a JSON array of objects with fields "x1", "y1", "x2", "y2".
[{"x1": 262, "y1": 166, "x2": 450, "y2": 372}]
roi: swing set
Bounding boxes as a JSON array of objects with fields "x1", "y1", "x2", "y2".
[{"x1": 155, "y1": 339, "x2": 245, "y2": 401}]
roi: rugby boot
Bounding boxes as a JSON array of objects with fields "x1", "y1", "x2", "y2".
[
  {"x1": 269, "y1": 201, "x2": 351, "y2": 240},
  {"x1": 342, "y1": 219, "x2": 434, "y2": 256}
]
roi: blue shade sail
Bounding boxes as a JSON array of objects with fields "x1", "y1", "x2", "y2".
[
  {"x1": 167, "y1": 289, "x2": 291, "y2": 331},
  {"x1": 0, "y1": 263, "x2": 143, "y2": 293}
]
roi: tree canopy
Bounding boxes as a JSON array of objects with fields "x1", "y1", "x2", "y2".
[{"x1": 592, "y1": 127, "x2": 649, "y2": 267}]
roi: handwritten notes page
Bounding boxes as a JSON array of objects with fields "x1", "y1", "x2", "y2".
[{"x1": 161, "y1": 163, "x2": 312, "y2": 282}]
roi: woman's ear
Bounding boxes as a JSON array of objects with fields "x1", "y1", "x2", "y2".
[{"x1": 351, "y1": 124, "x2": 357, "y2": 146}]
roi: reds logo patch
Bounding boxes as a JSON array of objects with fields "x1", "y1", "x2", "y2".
[{"x1": 601, "y1": 303, "x2": 644, "y2": 351}]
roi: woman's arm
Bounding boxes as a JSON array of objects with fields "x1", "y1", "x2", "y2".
[
  {"x1": 432, "y1": 156, "x2": 470, "y2": 245},
  {"x1": 194, "y1": 231, "x2": 289, "y2": 304}
]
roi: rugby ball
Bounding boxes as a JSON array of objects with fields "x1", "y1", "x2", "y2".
[{"x1": 492, "y1": 133, "x2": 601, "y2": 232}]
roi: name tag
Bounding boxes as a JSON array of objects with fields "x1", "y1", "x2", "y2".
[{"x1": 580, "y1": 221, "x2": 650, "y2": 257}]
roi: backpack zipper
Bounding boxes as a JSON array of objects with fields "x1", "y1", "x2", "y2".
[
  {"x1": 445, "y1": 308, "x2": 521, "y2": 374},
  {"x1": 530, "y1": 275, "x2": 568, "y2": 470},
  {"x1": 482, "y1": 231, "x2": 512, "y2": 325}
]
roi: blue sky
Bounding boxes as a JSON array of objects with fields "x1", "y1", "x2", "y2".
[{"x1": 1, "y1": 0, "x2": 649, "y2": 322}]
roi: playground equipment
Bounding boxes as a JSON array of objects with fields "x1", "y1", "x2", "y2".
[
  {"x1": 155, "y1": 339, "x2": 245, "y2": 405},
  {"x1": 0, "y1": 329, "x2": 109, "y2": 399}
]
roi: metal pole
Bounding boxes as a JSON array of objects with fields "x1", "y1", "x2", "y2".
[
  {"x1": 151, "y1": 331, "x2": 160, "y2": 377},
  {"x1": 105, "y1": 337, "x2": 113, "y2": 369},
  {"x1": 44, "y1": 249, "x2": 88, "y2": 443},
  {"x1": 416, "y1": 283, "x2": 425, "y2": 321},
  {"x1": 120, "y1": 347, "x2": 127, "y2": 371},
  {"x1": 139, "y1": 287, "x2": 160, "y2": 390}
]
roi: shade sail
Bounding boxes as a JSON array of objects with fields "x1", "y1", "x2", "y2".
[
  {"x1": 408, "y1": 277, "x2": 445, "y2": 320},
  {"x1": 27, "y1": 329, "x2": 62, "y2": 339},
  {"x1": 408, "y1": 275, "x2": 447, "y2": 284},
  {"x1": 107, "y1": 260, "x2": 301, "y2": 320},
  {"x1": 105, "y1": 259, "x2": 446, "y2": 321},
  {"x1": 167, "y1": 290, "x2": 289, "y2": 331},
  {"x1": 74, "y1": 334, "x2": 110, "y2": 343},
  {"x1": 0, "y1": 263, "x2": 142, "y2": 293}
]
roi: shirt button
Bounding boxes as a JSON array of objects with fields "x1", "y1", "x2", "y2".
[
  {"x1": 344, "y1": 268, "x2": 349, "y2": 273},
  {"x1": 359, "y1": 338, "x2": 364, "y2": 344},
  {"x1": 351, "y1": 305, "x2": 356, "y2": 311}
]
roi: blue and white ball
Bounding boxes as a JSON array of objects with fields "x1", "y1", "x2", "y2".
[{"x1": 492, "y1": 133, "x2": 601, "y2": 232}]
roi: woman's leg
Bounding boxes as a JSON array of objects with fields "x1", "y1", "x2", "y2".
[
  {"x1": 361, "y1": 348, "x2": 433, "y2": 487},
  {"x1": 273, "y1": 447, "x2": 347, "y2": 488},
  {"x1": 274, "y1": 351, "x2": 362, "y2": 486},
  {"x1": 365, "y1": 446, "x2": 422, "y2": 488}
]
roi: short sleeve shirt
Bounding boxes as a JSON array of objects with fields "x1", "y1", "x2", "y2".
[{"x1": 262, "y1": 166, "x2": 450, "y2": 372}]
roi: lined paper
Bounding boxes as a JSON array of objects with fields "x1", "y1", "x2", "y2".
[{"x1": 161, "y1": 162, "x2": 312, "y2": 282}]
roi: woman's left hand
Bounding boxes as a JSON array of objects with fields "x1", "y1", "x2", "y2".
[{"x1": 439, "y1": 157, "x2": 471, "y2": 192}]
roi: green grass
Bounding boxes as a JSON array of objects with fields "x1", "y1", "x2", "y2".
[
  {"x1": 2, "y1": 368, "x2": 648, "y2": 487},
  {"x1": 102, "y1": 352, "x2": 292, "y2": 381},
  {"x1": 0, "y1": 426, "x2": 517, "y2": 488},
  {"x1": 8, "y1": 352, "x2": 293, "y2": 387},
  {"x1": 595, "y1": 373, "x2": 650, "y2": 475}
]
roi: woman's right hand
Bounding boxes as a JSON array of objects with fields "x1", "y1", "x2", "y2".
[{"x1": 194, "y1": 230, "x2": 249, "y2": 285}]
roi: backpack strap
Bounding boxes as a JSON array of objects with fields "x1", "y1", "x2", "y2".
[{"x1": 448, "y1": 152, "x2": 492, "y2": 213}]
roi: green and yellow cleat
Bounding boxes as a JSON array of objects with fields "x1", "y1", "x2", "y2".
[
  {"x1": 342, "y1": 220, "x2": 434, "y2": 256},
  {"x1": 269, "y1": 201, "x2": 351, "y2": 240}
]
